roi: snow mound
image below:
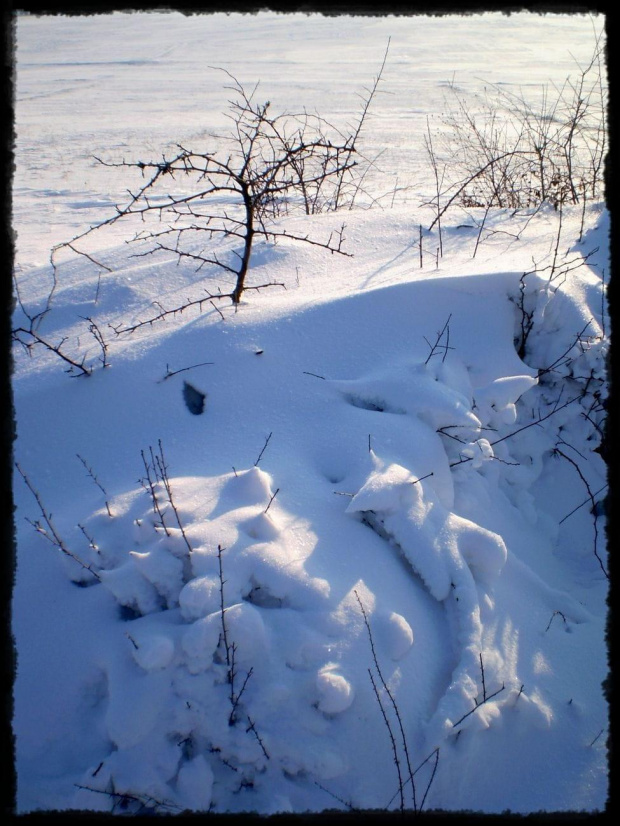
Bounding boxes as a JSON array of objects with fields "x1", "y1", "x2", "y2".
[
  {"x1": 222, "y1": 602, "x2": 268, "y2": 667},
  {"x1": 130, "y1": 631, "x2": 176, "y2": 672},
  {"x1": 347, "y1": 454, "x2": 509, "y2": 742},
  {"x1": 331, "y1": 360, "x2": 482, "y2": 431},
  {"x1": 348, "y1": 460, "x2": 507, "y2": 598},
  {"x1": 181, "y1": 612, "x2": 221, "y2": 674},
  {"x1": 176, "y1": 755, "x2": 214, "y2": 811},
  {"x1": 375, "y1": 611, "x2": 415, "y2": 661},
  {"x1": 178, "y1": 575, "x2": 222, "y2": 621},
  {"x1": 129, "y1": 546, "x2": 184, "y2": 607},
  {"x1": 99, "y1": 561, "x2": 164, "y2": 615},
  {"x1": 315, "y1": 664, "x2": 355, "y2": 714},
  {"x1": 226, "y1": 466, "x2": 275, "y2": 505},
  {"x1": 474, "y1": 374, "x2": 538, "y2": 427}
]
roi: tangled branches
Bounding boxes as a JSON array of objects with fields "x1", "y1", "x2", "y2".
[
  {"x1": 425, "y1": 33, "x2": 606, "y2": 227},
  {"x1": 50, "y1": 61, "x2": 387, "y2": 310}
]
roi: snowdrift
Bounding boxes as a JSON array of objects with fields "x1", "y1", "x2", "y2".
[{"x1": 13, "y1": 208, "x2": 608, "y2": 813}]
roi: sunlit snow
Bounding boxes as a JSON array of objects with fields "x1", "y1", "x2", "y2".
[{"x1": 12, "y1": 10, "x2": 608, "y2": 815}]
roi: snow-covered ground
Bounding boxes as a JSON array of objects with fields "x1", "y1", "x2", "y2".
[{"x1": 12, "y1": 11, "x2": 608, "y2": 814}]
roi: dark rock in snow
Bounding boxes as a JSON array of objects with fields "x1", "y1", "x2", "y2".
[{"x1": 183, "y1": 381, "x2": 206, "y2": 415}]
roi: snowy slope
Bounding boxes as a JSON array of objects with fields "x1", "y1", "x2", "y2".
[{"x1": 12, "y1": 11, "x2": 608, "y2": 815}]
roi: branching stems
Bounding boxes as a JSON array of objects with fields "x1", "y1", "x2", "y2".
[
  {"x1": 74, "y1": 784, "x2": 180, "y2": 814},
  {"x1": 553, "y1": 446, "x2": 607, "y2": 579},
  {"x1": 450, "y1": 393, "x2": 581, "y2": 469},
  {"x1": 152, "y1": 440, "x2": 193, "y2": 555},
  {"x1": 77, "y1": 454, "x2": 113, "y2": 517},
  {"x1": 139, "y1": 448, "x2": 170, "y2": 536},
  {"x1": 16, "y1": 463, "x2": 101, "y2": 581},
  {"x1": 424, "y1": 313, "x2": 453, "y2": 365},
  {"x1": 451, "y1": 653, "x2": 505, "y2": 730},
  {"x1": 355, "y1": 590, "x2": 416, "y2": 812}
]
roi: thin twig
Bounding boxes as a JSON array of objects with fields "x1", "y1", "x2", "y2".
[
  {"x1": 355, "y1": 590, "x2": 416, "y2": 812},
  {"x1": 410, "y1": 472, "x2": 434, "y2": 485},
  {"x1": 12, "y1": 326, "x2": 92, "y2": 377},
  {"x1": 246, "y1": 716, "x2": 270, "y2": 760},
  {"x1": 159, "y1": 360, "x2": 214, "y2": 382},
  {"x1": 545, "y1": 610, "x2": 567, "y2": 633},
  {"x1": 139, "y1": 449, "x2": 170, "y2": 535},
  {"x1": 386, "y1": 746, "x2": 440, "y2": 810},
  {"x1": 74, "y1": 784, "x2": 180, "y2": 814},
  {"x1": 217, "y1": 544, "x2": 231, "y2": 669},
  {"x1": 419, "y1": 748, "x2": 440, "y2": 812},
  {"x1": 451, "y1": 653, "x2": 505, "y2": 729},
  {"x1": 419, "y1": 224, "x2": 423, "y2": 268},
  {"x1": 450, "y1": 393, "x2": 581, "y2": 468},
  {"x1": 77, "y1": 454, "x2": 113, "y2": 517},
  {"x1": 424, "y1": 314, "x2": 453, "y2": 365},
  {"x1": 153, "y1": 440, "x2": 193, "y2": 554},
  {"x1": 313, "y1": 780, "x2": 354, "y2": 811},
  {"x1": 559, "y1": 483, "x2": 607, "y2": 524},
  {"x1": 472, "y1": 204, "x2": 491, "y2": 258},
  {"x1": 264, "y1": 488, "x2": 279, "y2": 515},
  {"x1": 368, "y1": 668, "x2": 404, "y2": 813},
  {"x1": 254, "y1": 432, "x2": 272, "y2": 467},
  {"x1": 553, "y1": 447, "x2": 608, "y2": 579},
  {"x1": 229, "y1": 667, "x2": 254, "y2": 726},
  {"x1": 78, "y1": 523, "x2": 99, "y2": 552},
  {"x1": 79, "y1": 315, "x2": 110, "y2": 369},
  {"x1": 536, "y1": 321, "x2": 593, "y2": 377},
  {"x1": 16, "y1": 463, "x2": 101, "y2": 581}
]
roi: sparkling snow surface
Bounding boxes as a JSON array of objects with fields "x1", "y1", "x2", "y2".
[{"x1": 13, "y1": 11, "x2": 608, "y2": 815}]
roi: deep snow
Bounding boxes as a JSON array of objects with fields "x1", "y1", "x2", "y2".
[{"x1": 12, "y1": 10, "x2": 608, "y2": 815}]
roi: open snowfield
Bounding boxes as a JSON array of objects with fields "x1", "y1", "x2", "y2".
[{"x1": 12, "y1": 10, "x2": 608, "y2": 814}]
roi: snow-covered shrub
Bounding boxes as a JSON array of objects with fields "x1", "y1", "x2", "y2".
[{"x1": 45, "y1": 457, "x2": 371, "y2": 813}]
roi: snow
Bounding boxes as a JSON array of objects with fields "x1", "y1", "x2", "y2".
[
  {"x1": 176, "y1": 755, "x2": 215, "y2": 811},
  {"x1": 315, "y1": 664, "x2": 356, "y2": 715},
  {"x1": 11, "y1": 9, "x2": 608, "y2": 816}
]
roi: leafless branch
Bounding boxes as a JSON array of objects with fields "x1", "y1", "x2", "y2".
[
  {"x1": 159, "y1": 360, "x2": 214, "y2": 382},
  {"x1": 77, "y1": 454, "x2": 113, "y2": 517},
  {"x1": 451, "y1": 653, "x2": 505, "y2": 729},
  {"x1": 559, "y1": 483, "x2": 607, "y2": 524},
  {"x1": 152, "y1": 440, "x2": 193, "y2": 555},
  {"x1": 355, "y1": 590, "x2": 416, "y2": 812},
  {"x1": 264, "y1": 487, "x2": 279, "y2": 515},
  {"x1": 553, "y1": 446, "x2": 608, "y2": 579},
  {"x1": 254, "y1": 432, "x2": 273, "y2": 467},
  {"x1": 450, "y1": 393, "x2": 581, "y2": 470},
  {"x1": 424, "y1": 313, "x2": 453, "y2": 365},
  {"x1": 16, "y1": 463, "x2": 101, "y2": 581},
  {"x1": 12, "y1": 326, "x2": 92, "y2": 377},
  {"x1": 52, "y1": 66, "x2": 384, "y2": 316}
]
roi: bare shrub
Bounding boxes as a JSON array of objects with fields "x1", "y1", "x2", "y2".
[
  {"x1": 50, "y1": 60, "x2": 388, "y2": 312},
  {"x1": 425, "y1": 33, "x2": 606, "y2": 229}
]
